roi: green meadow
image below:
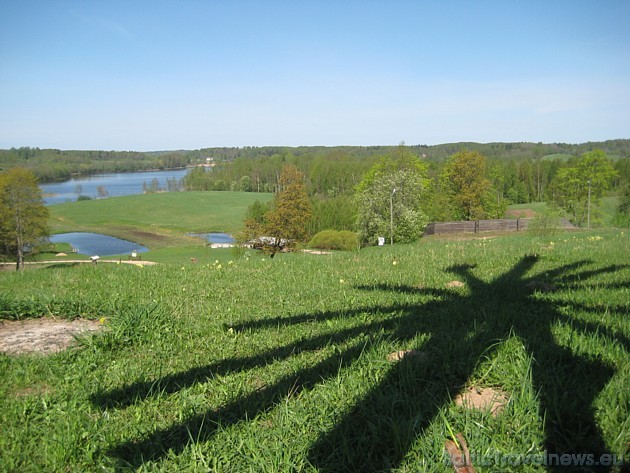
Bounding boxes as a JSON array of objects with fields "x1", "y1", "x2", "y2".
[
  {"x1": 48, "y1": 191, "x2": 273, "y2": 252},
  {"x1": 1, "y1": 226, "x2": 628, "y2": 471}
]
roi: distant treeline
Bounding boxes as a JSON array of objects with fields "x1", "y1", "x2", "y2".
[
  {"x1": 2, "y1": 141, "x2": 629, "y2": 199},
  {"x1": 0, "y1": 148, "x2": 190, "y2": 182},
  {"x1": 184, "y1": 140, "x2": 630, "y2": 201}
]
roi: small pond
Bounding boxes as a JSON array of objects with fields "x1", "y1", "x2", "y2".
[
  {"x1": 187, "y1": 232, "x2": 236, "y2": 244},
  {"x1": 49, "y1": 233, "x2": 149, "y2": 257}
]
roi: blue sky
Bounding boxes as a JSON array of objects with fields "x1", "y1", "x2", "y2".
[{"x1": 1, "y1": 1, "x2": 629, "y2": 151}]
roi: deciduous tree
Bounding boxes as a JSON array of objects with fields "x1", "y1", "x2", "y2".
[
  {"x1": 548, "y1": 149, "x2": 617, "y2": 226},
  {"x1": 243, "y1": 164, "x2": 312, "y2": 256},
  {"x1": 0, "y1": 168, "x2": 49, "y2": 270},
  {"x1": 613, "y1": 183, "x2": 630, "y2": 227},
  {"x1": 356, "y1": 144, "x2": 430, "y2": 245},
  {"x1": 439, "y1": 150, "x2": 493, "y2": 220}
]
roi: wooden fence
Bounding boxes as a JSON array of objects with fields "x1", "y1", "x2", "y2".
[{"x1": 424, "y1": 218, "x2": 574, "y2": 235}]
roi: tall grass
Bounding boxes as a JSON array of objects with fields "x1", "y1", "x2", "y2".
[{"x1": 0, "y1": 230, "x2": 628, "y2": 471}]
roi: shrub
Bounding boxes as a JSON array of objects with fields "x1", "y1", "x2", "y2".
[
  {"x1": 308, "y1": 229, "x2": 358, "y2": 251},
  {"x1": 527, "y1": 206, "x2": 564, "y2": 236}
]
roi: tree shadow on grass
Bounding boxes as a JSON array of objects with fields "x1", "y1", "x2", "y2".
[
  {"x1": 40, "y1": 262, "x2": 84, "y2": 269},
  {"x1": 93, "y1": 255, "x2": 629, "y2": 471}
]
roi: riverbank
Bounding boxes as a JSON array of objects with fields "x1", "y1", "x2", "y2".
[{"x1": 0, "y1": 259, "x2": 158, "y2": 271}]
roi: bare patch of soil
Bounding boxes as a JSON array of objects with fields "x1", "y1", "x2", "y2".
[
  {"x1": 0, "y1": 318, "x2": 105, "y2": 355},
  {"x1": 302, "y1": 249, "x2": 333, "y2": 255},
  {"x1": 454, "y1": 386, "x2": 509, "y2": 416},
  {"x1": 387, "y1": 349, "x2": 428, "y2": 362},
  {"x1": 446, "y1": 280, "x2": 466, "y2": 289},
  {"x1": 13, "y1": 384, "x2": 53, "y2": 398},
  {"x1": 505, "y1": 208, "x2": 537, "y2": 218},
  {"x1": 125, "y1": 229, "x2": 169, "y2": 242}
]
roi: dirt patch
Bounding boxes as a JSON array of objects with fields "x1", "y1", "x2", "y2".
[
  {"x1": 505, "y1": 208, "x2": 537, "y2": 218},
  {"x1": 13, "y1": 384, "x2": 53, "y2": 398},
  {"x1": 446, "y1": 280, "x2": 466, "y2": 289},
  {"x1": 127, "y1": 229, "x2": 169, "y2": 242},
  {"x1": 387, "y1": 349, "x2": 428, "y2": 362},
  {"x1": 0, "y1": 318, "x2": 105, "y2": 355},
  {"x1": 454, "y1": 386, "x2": 509, "y2": 416},
  {"x1": 302, "y1": 249, "x2": 333, "y2": 255}
]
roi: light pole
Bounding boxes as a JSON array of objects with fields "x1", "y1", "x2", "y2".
[
  {"x1": 390, "y1": 188, "x2": 396, "y2": 245},
  {"x1": 587, "y1": 179, "x2": 591, "y2": 229}
]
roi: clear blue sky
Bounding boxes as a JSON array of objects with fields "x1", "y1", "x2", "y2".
[{"x1": 1, "y1": 0, "x2": 629, "y2": 151}]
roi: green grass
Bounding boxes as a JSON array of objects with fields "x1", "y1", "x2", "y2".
[
  {"x1": 541, "y1": 153, "x2": 573, "y2": 161},
  {"x1": 508, "y1": 199, "x2": 623, "y2": 229},
  {"x1": 599, "y1": 196, "x2": 620, "y2": 228},
  {"x1": 507, "y1": 202, "x2": 548, "y2": 215},
  {"x1": 48, "y1": 191, "x2": 273, "y2": 251},
  {"x1": 1, "y1": 230, "x2": 628, "y2": 471}
]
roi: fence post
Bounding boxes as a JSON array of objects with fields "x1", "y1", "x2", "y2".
[
  {"x1": 474, "y1": 220, "x2": 479, "y2": 233},
  {"x1": 517, "y1": 218, "x2": 520, "y2": 231}
]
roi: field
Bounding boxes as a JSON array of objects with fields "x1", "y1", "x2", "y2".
[
  {"x1": 1, "y1": 228, "x2": 628, "y2": 471},
  {"x1": 48, "y1": 191, "x2": 273, "y2": 253}
]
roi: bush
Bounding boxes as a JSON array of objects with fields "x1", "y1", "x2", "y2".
[
  {"x1": 527, "y1": 206, "x2": 564, "y2": 236},
  {"x1": 308, "y1": 230, "x2": 358, "y2": 251}
]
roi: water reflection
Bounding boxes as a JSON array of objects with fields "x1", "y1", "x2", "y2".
[
  {"x1": 40, "y1": 169, "x2": 189, "y2": 205},
  {"x1": 49, "y1": 233, "x2": 148, "y2": 256},
  {"x1": 187, "y1": 232, "x2": 235, "y2": 244}
]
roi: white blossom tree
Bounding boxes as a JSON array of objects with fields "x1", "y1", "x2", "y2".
[{"x1": 356, "y1": 145, "x2": 430, "y2": 245}]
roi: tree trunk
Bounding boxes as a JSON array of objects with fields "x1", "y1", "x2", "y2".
[{"x1": 16, "y1": 246, "x2": 23, "y2": 271}]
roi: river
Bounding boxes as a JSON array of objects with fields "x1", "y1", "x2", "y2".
[{"x1": 39, "y1": 168, "x2": 190, "y2": 205}]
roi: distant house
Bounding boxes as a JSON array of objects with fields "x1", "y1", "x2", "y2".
[{"x1": 195, "y1": 157, "x2": 216, "y2": 169}]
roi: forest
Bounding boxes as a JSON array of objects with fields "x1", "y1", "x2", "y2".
[
  {"x1": 2, "y1": 140, "x2": 629, "y2": 236},
  {"x1": 2, "y1": 139, "x2": 629, "y2": 185}
]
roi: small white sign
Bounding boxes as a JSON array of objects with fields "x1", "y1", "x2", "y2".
[{"x1": 377, "y1": 237, "x2": 385, "y2": 246}]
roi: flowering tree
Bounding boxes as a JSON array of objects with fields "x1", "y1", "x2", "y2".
[{"x1": 356, "y1": 145, "x2": 431, "y2": 246}]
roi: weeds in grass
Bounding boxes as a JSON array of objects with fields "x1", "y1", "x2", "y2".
[{"x1": 0, "y1": 231, "x2": 628, "y2": 471}]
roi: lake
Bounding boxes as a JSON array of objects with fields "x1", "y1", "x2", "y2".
[
  {"x1": 49, "y1": 233, "x2": 149, "y2": 257},
  {"x1": 40, "y1": 168, "x2": 190, "y2": 205},
  {"x1": 187, "y1": 232, "x2": 236, "y2": 244}
]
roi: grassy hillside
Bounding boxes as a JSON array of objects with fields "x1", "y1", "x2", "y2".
[
  {"x1": 48, "y1": 191, "x2": 273, "y2": 251},
  {"x1": 507, "y1": 197, "x2": 621, "y2": 229},
  {"x1": 1, "y1": 230, "x2": 628, "y2": 471}
]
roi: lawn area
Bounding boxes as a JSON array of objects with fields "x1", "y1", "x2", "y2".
[
  {"x1": 1, "y1": 230, "x2": 628, "y2": 471},
  {"x1": 46, "y1": 191, "x2": 273, "y2": 255}
]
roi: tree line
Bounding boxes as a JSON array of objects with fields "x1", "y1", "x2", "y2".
[
  {"x1": 2, "y1": 140, "x2": 629, "y2": 185},
  {"x1": 1, "y1": 140, "x2": 628, "y2": 267},
  {"x1": 238, "y1": 144, "x2": 626, "y2": 249},
  {"x1": 181, "y1": 142, "x2": 629, "y2": 202},
  {"x1": 0, "y1": 148, "x2": 190, "y2": 182}
]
